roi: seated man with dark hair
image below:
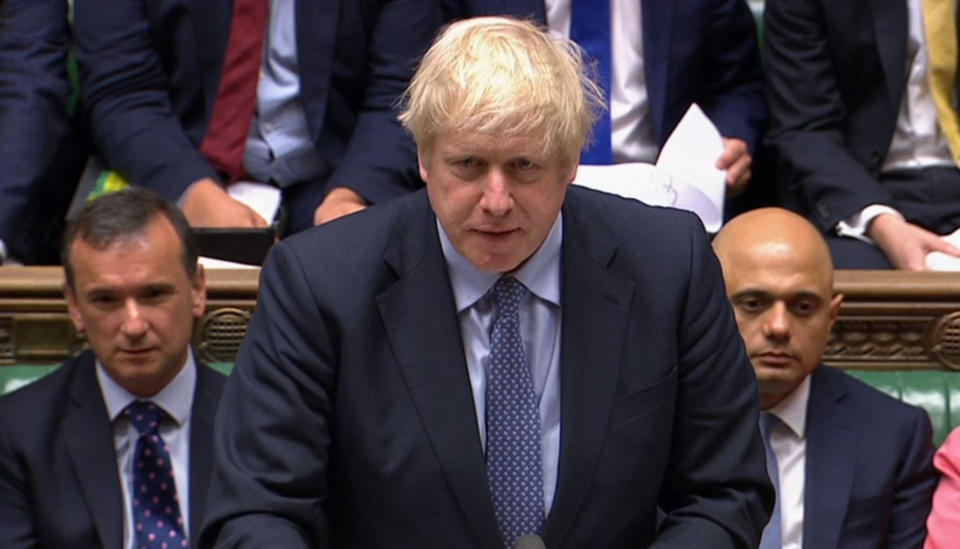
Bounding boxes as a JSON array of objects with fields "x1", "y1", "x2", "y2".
[
  {"x1": 713, "y1": 208, "x2": 939, "y2": 548},
  {"x1": 0, "y1": 188, "x2": 226, "y2": 548},
  {"x1": 200, "y1": 16, "x2": 771, "y2": 548}
]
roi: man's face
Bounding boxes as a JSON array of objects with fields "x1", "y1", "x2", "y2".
[
  {"x1": 420, "y1": 131, "x2": 576, "y2": 273},
  {"x1": 65, "y1": 215, "x2": 206, "y2": 397},
  {"x1": 720, "y1": 242, "x2": 842, "y2": 409}
]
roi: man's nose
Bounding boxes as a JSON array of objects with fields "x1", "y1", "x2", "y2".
[
  {"x1": 762, "y1": 302, "x2": 791, "y2": 341},
  {"x1": 478, "y1": 171, "x2": 513, "y2": 216},
  {"x1": 120, "y1": 298, "x2": 148, "y2": 338}
]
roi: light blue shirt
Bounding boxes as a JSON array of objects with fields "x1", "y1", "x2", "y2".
[
  {"x1": 437, "y1": 214, "x2": 563, "y2": 515},
  {"x1": 242, "y1": 0, "x2": 327, "y2": 187},
  {"x1": 96, "y1": 352, "x2": 197, "y2": 549}
]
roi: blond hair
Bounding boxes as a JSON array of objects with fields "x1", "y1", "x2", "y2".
[{"x1": 398, "y1": 16, "x2": 605, "y2": 166}]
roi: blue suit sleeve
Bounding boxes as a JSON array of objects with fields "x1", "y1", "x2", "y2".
[
  {"x1": 322, "y1": 0, "x2": 442, "y2": 206},
  {"x1": 0, "y1": 0, "x2": 72, "y2": 253},
  {"x1": 74, "y1": 0, "x2": 216, "y2": 201}
]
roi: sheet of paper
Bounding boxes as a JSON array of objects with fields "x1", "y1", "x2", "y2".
[
  {"x1": 654, "y1": 104, "x2": 726, "y2": 232},
  {"x1": 198, "y1": 256, "x2": 260, "y2": 270},
  {"x1": 571, "y1": 104, "x2": 726, "y2": 232},
  {"x1": 926, "y1": 227, "x2": 960, "y2": 270},
  {"x1": 228, "y1": 181, "x2": 282, "y2": 224}
]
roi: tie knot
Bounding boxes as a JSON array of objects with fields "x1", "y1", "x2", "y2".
[
  {"x1": 123, "y1": 401, "x2": 169, "y2": 435},
  {"x1": 492, "y1": 277, "x2": 526, "y2": 315}
]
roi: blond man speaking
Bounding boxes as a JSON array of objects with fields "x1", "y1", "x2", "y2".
[{"x1": 200, "y1": 17, "x2": 772, "y2": 548}]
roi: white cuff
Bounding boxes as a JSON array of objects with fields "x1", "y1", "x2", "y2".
[{"x1": 836, "y1": 204, "x2": 904, "y2": 245}]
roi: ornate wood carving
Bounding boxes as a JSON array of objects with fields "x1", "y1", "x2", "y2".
[{"x1": 4, "y1": 267, "x2": 960, "y2": 370}]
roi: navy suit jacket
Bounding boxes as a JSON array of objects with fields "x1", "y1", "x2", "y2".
[
  {"x1": 764, "y1": 0, "x2": 942, "y2": 231},
  {"x1": 73, "y1": 0, "x2": 440, "y2": 226},
  {"x1": 0, "y1": 0, "x2": 86, "y2": 264},
  {"x1": 803, "y1": 366, "x2": 937, "y2": 549},
  {"x1": 199, "y1": 187, "x2": 773, "y2": 548},
  {"x1": 0, "y1": 350, "x2": 227, "y2": 549},
  {"x1": 444, "y1": 0, "x2": 767, "y2": 154}
]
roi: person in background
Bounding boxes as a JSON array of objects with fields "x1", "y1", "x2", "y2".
[
  {"x1": 0, "y1": 188, "x2": 226, "y2": 548},
  {"x1": 714, "y1": 207, "x2": 939, "y2": 548},
  {"x1": 0, "y1": 0, "x2": 86, "y2": 265},
  {"x1": 74, "y1": 0, "x2": 441, "y2": 235},
  {"x1": 924, "y1": 426, "x2": 960, "y2": 548},
  {"x1": 765, "y1": 0, "x2": 960, "y2": 269},
  {"x1": 445, "y1": 0, "x2": 768, "y2": 209},
  {"x1": 199, "y1": 16, "x2": 771, "y2": 548}
]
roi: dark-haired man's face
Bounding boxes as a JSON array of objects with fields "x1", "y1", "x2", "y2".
[{"x1": 64, "y1": 215, "x2": 206, "y2": 397}]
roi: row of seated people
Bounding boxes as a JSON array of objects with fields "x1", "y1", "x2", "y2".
[
  {"x1": 6, "y1": 0, "x2": 953, "y2": 271},
  {"x1": 4, "y1": 18, "x2": 960, "y2": 547}
]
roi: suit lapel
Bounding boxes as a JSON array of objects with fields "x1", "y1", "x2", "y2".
[
  {"x1": 376, "y1": 197, "x2": 504, "y2": 548},
  {"x1": 64, "y1": 354, "x2": 125, "y2": 549},
  {"x1": 870, "y1": 0, "x2": 907, "y2": 111},
  {"x1": 641, "y1": 0, "x2": 675, "y2": 146},
  {"x1": 803, "y1": 367, "x2": 854, "y2": 549},
  {"x1": 542, "y1": 194, "x2": 635, "y2": 545},
  {"x1": 188, "y1": 365, "x2": 223, "y2": 542}
]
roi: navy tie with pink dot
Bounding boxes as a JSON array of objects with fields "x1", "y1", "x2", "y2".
[
  {"x1": 485, "y1": 277, "x2": 545, "y2": 547},
  {"x1": 124, "y1": 401, "x2": 187, "y2": 549}
]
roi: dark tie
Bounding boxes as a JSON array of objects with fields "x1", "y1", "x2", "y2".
[
  {"x1": 570, "y1": 0, "x2": 613, "y2": 164},
  {"x1": 198, "y1": 0, "x2": 269, "y2": 183},
  {"x1": 124, "y1": 401, "x2": 187, "y2": 549},
  {"x1": 759, "y1": 412, "x2": 782, "y2": 549},
  {"x1": 485, "y1": 277, "x2": 545, "y2": 547}
]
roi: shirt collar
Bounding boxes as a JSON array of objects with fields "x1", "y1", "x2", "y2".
[
  {"x1": 438, "y1": 213, "x2": 563, "y2": 312},
  {"x1": 96, "y1": 350, "x2": 197, "y2": 426},
  {"x1": 767, "y1": 374, "x2": 810, "y2": 439}
]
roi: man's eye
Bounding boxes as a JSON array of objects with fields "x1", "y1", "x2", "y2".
[
  {"x1": 792, "y1": 300, "x2": 816, "y2": 315},
  {"x1": 455, "y1": 157, "x2": 480, "y2": 168},
  {"x1": 737, "y1": 297, "x2": 766, "y2": 312},
  {"x1": 515, "y1": 158, "x2": 537, "y2": 170}
]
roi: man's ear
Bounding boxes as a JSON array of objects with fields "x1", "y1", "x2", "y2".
[
  {"x1": 827, "y1": 293, "x2": 844, "y2": 329},
  {"x1": 64, "y1": 284, "x2": 85, "y2": 334},
  {"x1": 191, "y1": 264, "x2": 207, "y2": 319},
  {"x1": 418, "y1": 149, "x2": 430, "y2": 184}
]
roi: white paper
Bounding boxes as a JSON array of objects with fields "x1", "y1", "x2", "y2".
[
  {"x1": 925, "y1": 227, "x2": 960, "y2": 270},
  {"x1": 227, "y1": 181, "x2": 282, "y2": 224},
  {"x1": 572, "y1": 104, "x2": 726, "y2": 232}
]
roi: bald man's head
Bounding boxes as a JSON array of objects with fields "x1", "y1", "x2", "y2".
[{"x1": 713, "y1": 208, "x2": 843, "y2": 410}]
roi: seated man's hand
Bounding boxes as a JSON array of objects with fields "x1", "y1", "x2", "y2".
[
  {"x1": 182, "y1": 178, "x2": 269, "y2": 228},
  {"x1": 867, "y1": 213, "x2": 960, "y2": 270},
  {"x1": 716, "y1": 137, "x2": 752, "y2": 198},
  {"x1": 314, "y1": 187, "x2": 367, "y2": 226}
]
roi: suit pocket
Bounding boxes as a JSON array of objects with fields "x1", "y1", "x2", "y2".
[{"x1": 609, "y1": 366, "x2": 678, "y2": 428}]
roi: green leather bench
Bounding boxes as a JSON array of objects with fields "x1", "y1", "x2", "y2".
[{"x1": 4, "y1": 362, "x2": 959, "y2": 447}]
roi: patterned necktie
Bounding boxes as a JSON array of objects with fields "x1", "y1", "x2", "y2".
[
  {"x1": 124, "y1": 401, "x2": 188, "y2": 549},
  {"x1": 485, "y1": 277, "x2": 545, "y2": 547},
  {"x1": 923, "y1": 0, "x2": 960, "y2": 164},
  {"x1": 759, "y1": 412, "x2": 782, "y2": 549},
  {"x1": 198, "y1": 0, "x2": 269, "y2": 183},
  {"x1": 570, "y1": 0, "x2": 613, "y2": 164}
]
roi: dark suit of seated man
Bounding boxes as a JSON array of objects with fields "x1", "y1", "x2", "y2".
[
  {"x1": 199, "y1": 17, "x2": 772, "y2": 548},
  {"x1": 0, "y1": 188, "x2": 226, "y2": 548},
  {"x1": 713, "y1": 208, "x2": 939, "y2": 548}
]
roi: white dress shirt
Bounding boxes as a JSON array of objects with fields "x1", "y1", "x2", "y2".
[
  {"x1": 766, "y1": 375, "x2": 811, "y2": 549},
  {"x1": 438, "y1": 214, "x2": 563, "y2": 515},
  {"x1": 96, "y1": 353, "x2": 197, "y2": 549}
]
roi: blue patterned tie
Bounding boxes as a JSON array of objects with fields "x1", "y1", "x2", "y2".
[
  {"x1": 759, "y1": 412, "x2": 782, "y2": 549},
  {"x1": 124, "y1": 401, "x2": 188, "y2": 549},
  {"x1": 485, "y1": 277, "x2": 545, "y2": 547},
  {"x1": 570, "y1": 0, "x2": 613, "y2": 164}
]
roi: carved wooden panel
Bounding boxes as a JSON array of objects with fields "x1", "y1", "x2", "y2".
[
  {"x1": 4, "y1": 267, "x2": 960, "y2": 370},
  {"x1": 0, "y1": 267, "x2": 258, "y2": 365}
]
